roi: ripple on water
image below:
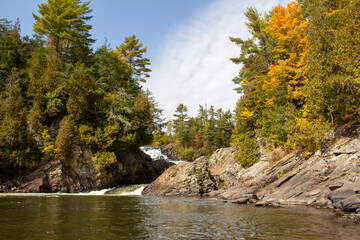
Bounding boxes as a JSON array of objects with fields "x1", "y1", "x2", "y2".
[{"x1": 0, "y1": 195, "x2": 359, "y2": 239}]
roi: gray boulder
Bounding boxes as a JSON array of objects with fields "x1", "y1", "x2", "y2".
[{"x1": 340, "y1": 194, "x2": 360, "y2": 212}]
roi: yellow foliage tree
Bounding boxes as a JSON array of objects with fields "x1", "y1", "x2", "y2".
[{"x1": 265, "y1": 1, "x2": 307, "y2": 106}]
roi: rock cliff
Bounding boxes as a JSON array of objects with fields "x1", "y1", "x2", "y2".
[
  {"x1": 143, "y1": 128, "x2": 360, "y2": 220},
  {"x1": 0, "y1": 145, "x2": 173, "y2": 193}
]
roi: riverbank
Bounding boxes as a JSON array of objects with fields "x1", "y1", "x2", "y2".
[
  {"x1": 0, "y1": 147, "x2": 173, "y2": 193},
  {"x1": 143, "y1": 127, "x2": 360, "y2": 222}
]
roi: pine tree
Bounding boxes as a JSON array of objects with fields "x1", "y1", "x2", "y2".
[
  {"x1": 116, "y1": 35, "x2": 151, "y2": 84},
  {"x1": 0, "y1": 70, "x2": 40, "y2": 169},
  {"x1": 94, "y1": 44, "x2": 132, "y2": 92},
  {"x1": 32, "y1": 0, "x2": 94, "y2": 61},
  {"x1": 229, "y1": 7, "x2": 276, "y2": 94},
  {"x1": 0, "y1": 19, "x2": 29, "y2": 92},
  {"x1": 173, "y1": 104, "x2": 189, "y2": 145},
  {"x1": 229, "y1": 7, "x2": 276, "y2": 165}
]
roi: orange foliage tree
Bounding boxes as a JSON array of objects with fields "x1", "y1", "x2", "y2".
[{"x1": 265, "y1": 1, "x2": 307, "y2": 107}]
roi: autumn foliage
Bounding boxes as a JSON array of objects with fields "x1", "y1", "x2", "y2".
[{"x1": 230, "y1": 0, "x2": 360, "y2": 165}]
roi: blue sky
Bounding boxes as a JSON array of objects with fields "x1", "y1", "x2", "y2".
[
  {"x1": 1, "y1": 0, "x2": 291, "y2": 120},
  {"x1": 0, "y1": 0, "x2": 212, "y2": 57}
]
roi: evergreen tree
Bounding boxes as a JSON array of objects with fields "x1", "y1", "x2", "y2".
[
  {"x1": 116, "y1": 35, "x2": 151, "y2": 85},
  {"x1": 229, "y1": 7, "x2": 276, "y2": 94},
  {"x1": 0, "y1": 70, "x2": 40, "y2": 170},
  {"x1": 215, "y1": 109, "x2": 233, "y2": 148},
  {"x1": 0, "y1": 19, "x2": 30, "y2": 92},
  {"x1": 173, "y1": 104, "x2": 189, "y2": 145},
  {"x1": 32, "y1": 0, "x2": 94, "y2": 62},
  {"x1": 229, "y1": 7, "x2": 276, "y2": 165},
  {"x1": 168, "y1": 104, "x2": 233, "y2": 159},
  {"x1": 93, "y1": 43, "x2": 132, "y2": 93}
]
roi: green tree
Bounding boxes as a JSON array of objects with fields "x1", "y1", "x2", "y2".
[
  {"x1": 32, "y1": 0, "x2": 94, "y2": 61},
  {"x1": 144, "y1": 90, "x2": 165, "y2": 136},
  {"x1": 94, "y1": 44, "x2": 132, "y2": 92},
  {"x1": 167, "y1": 104, "x2": 233, "y2": 159},
  {"x1": 215, "y1": 109, "x2": 233, "y2": 148},
  {"x1": 55, "y1": 116, "x2": 75, "y2": 165},
  {"x1": 301, "y1": 0, "x2": 360, "y2": 125},
  {"x1": 0, "y1": 70, "x2": 40, "y2": 170},
  {"x1": 230, "y1": 7, "x2": 276, "y2": 94},
  {"x1": 115, "y1": 35, "x2": 151, "y2": 85},
  {"x1": 27, "y1": 41, "x2": 63, "y2": 135},
  {"x1": 130, "y1": 91, "x2": 153, "y2": 146},
  {"x1": 173, "y1": 104, "x2": 189, "y2": 145},
  {"x1": 229, "y1": 7, "x2": 276, "y2": 165},
  {"x1": 65, "y1": 63, "x2": 97, "y2": 122},
  {"x1": 0, "y1": 19, "x2": 30, "y2": 93}
]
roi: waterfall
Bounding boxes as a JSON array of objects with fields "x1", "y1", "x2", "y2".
[
  {"x1": 140, "y1": 146, "x2": 183, "y2": 164},
  {"x1": 77, "y1": 185, "x2": 147, "y2": 196}
]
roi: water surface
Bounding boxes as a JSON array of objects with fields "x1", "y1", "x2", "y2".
[{"x1": 0, "y1": 194, "x2": 358, "y2": 239}]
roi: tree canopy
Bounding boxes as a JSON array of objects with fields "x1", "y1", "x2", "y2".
[
  {"x1": 230, "y1": 0, "x2": 360, "y2": 166},
  {"x1": 0, "y1": 0, "x2": 160, "y2": 176},
  {"x1": 33, "y1": 0, "x2": 94, "y2": 62}
]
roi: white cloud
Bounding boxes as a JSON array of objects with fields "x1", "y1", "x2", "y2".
[{"x1": 144, "y1": 0, "x2": 291, "y2": 121}]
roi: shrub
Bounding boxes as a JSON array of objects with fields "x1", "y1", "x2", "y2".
[
  {"x1": 92, "y1": 151, "x2": 117, "y2": 171},
  {"x1": 231, "y1": 130, "x2": 258, "y2": 167},
  {"x1": 178, "y1": 147, "x2": 195, "y2": 160},
  {"x1": 45, "y1": 90, "x2": 63, "y2": 117},
  {"x1": 40, "y1": 129, "x2": 56, "y2": 161}
]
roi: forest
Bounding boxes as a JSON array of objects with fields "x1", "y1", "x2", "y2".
[
  {"x1": 0, "y1": 0, "x2": 160, "y2": 175},
  {"x1": 160, "y1": 0, "x2": 360, "y2": 165},
  {"x1": 228, "y1": 0, "x2": 360, "y2": 165},
  {"x1": 1, "y1": 0, "x2": 360, "y2": 177}
]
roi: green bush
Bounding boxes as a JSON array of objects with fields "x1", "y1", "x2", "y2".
[
  {"x1": 231, "y1": 130, "x2": 258, "y2": 167},
  {"x1": 92, "y1": 151, "x2": 117, "y2": 171},
  {"x1": 178, "y1": 147, "x2": 195, "y2": 160},
  {"x1": 45, "y1": 91, "x2": 63, "y2": 117}
]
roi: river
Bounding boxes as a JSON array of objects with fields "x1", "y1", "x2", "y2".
[
  {"x1": 0, "y1": 192, "x2": 359, "y2": 239},
  {"x1": 1, "y1": 147, "x2": 359, "y2": 239}
]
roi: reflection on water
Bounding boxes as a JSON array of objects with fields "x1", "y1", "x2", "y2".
[{"x1": 0, "y1": 195, "x2": 358, "y2": 239}]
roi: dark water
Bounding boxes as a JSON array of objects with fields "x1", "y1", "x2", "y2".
[{"x1": 0, "y1": 194, "x2": 359, "y2": 240}]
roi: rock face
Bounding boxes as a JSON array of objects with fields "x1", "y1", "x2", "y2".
[
  {"x1": 0, "y1": 146, "x2": 173, "y2": 193},
  {"x1": 142, "y1": 148, "x2": 242, "y2": 196},
  {"x1": 143, "y1": 129, "x2": 360, "y2": 217},
  {"x1": 160, "y1": 143, "x2": 181, "y2": 161}
]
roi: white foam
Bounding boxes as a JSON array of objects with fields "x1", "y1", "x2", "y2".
[
  {"x1": 77, "y1": 187, "x2": 114, "y2": 195},
  {"x1": 118, "y1": 186, "x2": 145, "y2": 196},
  {"x1": 140, "y1": 146, "x2": 184, "y2": 164}
]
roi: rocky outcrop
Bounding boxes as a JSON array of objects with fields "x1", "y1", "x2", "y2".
[
  {"x1": 0, "y1": 146, "x2": 173, "y2": 193},
  {"x1": 143, "y1": 128, "x2": 360, "y2": 220},
  {"x1": 160, "y1": 143, "x2": 181, "y2": 161},
  {"x1": 142, "y1": 147, "x2": 242, "y2": 196}
]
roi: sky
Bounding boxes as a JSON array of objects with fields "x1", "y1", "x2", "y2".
[{"x1": 0, "y1": 0, "x2": 291, "y2": 120}]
